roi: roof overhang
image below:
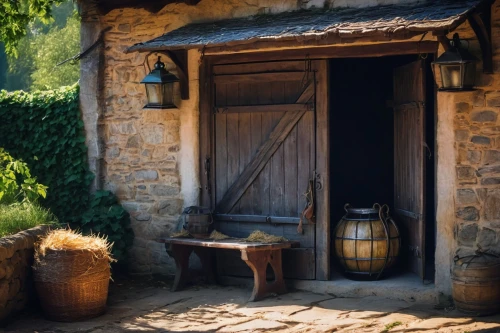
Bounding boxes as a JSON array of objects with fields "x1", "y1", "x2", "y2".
[{"x1": 127, "y1": 0, "x2": 491, "y2": 54}]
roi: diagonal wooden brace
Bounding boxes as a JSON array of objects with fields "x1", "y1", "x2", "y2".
[{"x1": 241, "y1": 249, "x2": 287, "y2": 302}]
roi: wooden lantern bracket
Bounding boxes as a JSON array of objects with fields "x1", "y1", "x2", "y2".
[
  {"x1": 152, "y1": 50, "x2": 190, "y2": 100},
  {"x1": 434, "y1": 1, "x2": 493, "y2": 74},
  {"x1": 467, "y1": 2, "x2": 493, "y2": 74}
]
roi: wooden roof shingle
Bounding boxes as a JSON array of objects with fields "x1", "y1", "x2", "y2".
[{"x1": 127, "y1": 0, "x2": 486, "y2": 52}]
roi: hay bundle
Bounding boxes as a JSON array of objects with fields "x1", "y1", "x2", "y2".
[
  {"x1": 245, "y1": 231, "x2": 288, "y2": 243},
  {"x1": 33, "y1": 229, "x2": 114, "y2": 322},
  {"x1": 171, "y1": 229, "x2": 191, "y2": 238},
  {"x1": 209, "y1": 230, "x2": 230, "y2": 240}
]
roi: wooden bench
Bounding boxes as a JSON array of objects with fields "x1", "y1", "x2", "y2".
[{"x1": 158, "y1": 237, "x2": 298, "y2": 301}]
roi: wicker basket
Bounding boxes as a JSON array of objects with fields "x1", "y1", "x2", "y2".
[{"x1": 33, "y1": 248, "x2": 110, "y2": 322}]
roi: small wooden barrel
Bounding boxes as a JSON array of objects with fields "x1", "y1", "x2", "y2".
[
  {"x1": 452, "y1": 252, "x2": 500, "y2": 316},
  {"x1": 181, "y1": 206, "x2": 212, "y2": 239},
  {"x1": 334, "y1": 204, "x2": 400, "y2": 279}
]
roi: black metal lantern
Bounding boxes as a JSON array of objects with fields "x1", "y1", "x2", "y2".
[
  {"x1": 141, "y1": 56, "x2": 179, "y2": 109},
  {"x1": 432, "y1": 33, "x2": 478, "y2": 91}
]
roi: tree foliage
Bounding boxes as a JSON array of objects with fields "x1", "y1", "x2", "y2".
[
  {"x1": 31, "y1": 14, "x2": 80, "y2": 90},
  {"x1": 4, "y1": 2, "x2": 79, "y2": 91},
  {"x1": 0, "y1": 0, "x2": 65, "y2": 56}
]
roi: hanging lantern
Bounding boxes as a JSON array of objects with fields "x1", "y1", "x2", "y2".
[
  {"x1": 141, "y1": 56, "x2": 179, "y2": 109},
  {"x1": 432, "y1": 33, "x2": 478, "y2": 91}
]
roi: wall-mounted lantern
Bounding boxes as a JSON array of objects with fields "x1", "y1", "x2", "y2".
[
  {"x1": 432, "y1": 33, "x2": 478, "y2": 91},
  {"x1": 141, "y1": 56, "x2": 179, "y2": 109}
]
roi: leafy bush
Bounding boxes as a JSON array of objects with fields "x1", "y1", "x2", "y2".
[
  {"x1": 0, "y1": 202, "x2": 57, "y2": 237},
  {"x1": 0, "y1": 84, "x2": 93, "y2": 221},
  {"x1": 0, "y1": 85, "x2": 134, "y2": 262},
  {"x1": 72, "y1": 191, "x2": 134, "y2": 262},
  {"x1": 0, "y1": 148, "x2": 47, "y2": 204}
]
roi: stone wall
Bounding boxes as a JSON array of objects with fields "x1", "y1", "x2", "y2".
[
  {"x1": 0, "y1": 226, "x2": 49, "y2": 324},
  {"x1": 94, "y1": 0, "x2": 500, "y2": 281},
  {"x1": 449, "y1": 2, "x2": 500, "y2": 259}
]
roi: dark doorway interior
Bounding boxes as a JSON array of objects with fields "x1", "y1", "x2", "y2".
[{"x1": 329, "y1": 55, "x2": 436, "y2": 280}]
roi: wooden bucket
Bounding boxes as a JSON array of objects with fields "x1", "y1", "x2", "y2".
[
  {"x1": 452, "y1": 251, "x2": 500, "y2": 316},
  {"x1": 181, "y1": 206, "x2": 213, "y2": 239},
  {"x1": 334, "y1": 204, "x2": 400, "y2": 279}
]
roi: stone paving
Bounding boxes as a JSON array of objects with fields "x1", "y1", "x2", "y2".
[{"x1": 4, "y1": 276, "x2": 500, "y2": 333}]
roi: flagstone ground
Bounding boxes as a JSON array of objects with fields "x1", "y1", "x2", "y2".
[{"x1": 4, "y1": 276, "x2": 500, "y2": 333}]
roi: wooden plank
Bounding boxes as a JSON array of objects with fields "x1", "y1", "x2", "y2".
[
  {"x1": 238, "y1": 82, "x2": 253, "y2": 214},
  {"x1": 199, "y1": 58, "x2": 212, "y2": 208},
  {"x1": 215, "y1": 84, "x2": 228, "y2": 205},
  {"x1": 270, "y1": 82, "x2": 286, "y2": 216},
  {"x1": 284, "y1": 80, "x2": 299, "y2": 217},
  {"x1": 159, "y1": 237, "x2": 297, "y2": 251},
  {"x1": 208, "y1": 41, "x2": 439, "y2": 65},
  {"x1": 215, "y1": 81, "x2": 315, "y2": 214},
  {"x1": 226, "y1": 83, "x2": 240, "y2": 213},
  {"x1": 202, "y1": 32, "x2": 429, "y2": 54},
  {"x1": 313, "y1": 60, "x2": 330, "y2": 281},
  {"x1": 214, "y1": 72, "x2": 304, "y2": 84},
  {"x1": 258, "y1": 83, "x2": 273, "y2": 216},
  {"x1": 250, "y1": 109, "x2": 263, "y2": 215},
  {"x1": 393, "y1": 59, "x2": 426, "y2": 280},
  {"x1": 213, "y1": 61, "x2": 304, "y2": 75},
  {"x1": 215, "y1": 214, "x2": 301, "y2": 224},
  {"x1": 215, "y1": 104, "x2": 311, "y2": 114}
]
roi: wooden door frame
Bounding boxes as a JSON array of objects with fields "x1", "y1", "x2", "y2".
[
  {"x1": 199, "y1": 41, "x2": 439, "y2": 282},
  {"x1": 199, "y1": 55, "x2": 330, "y2": 281}
]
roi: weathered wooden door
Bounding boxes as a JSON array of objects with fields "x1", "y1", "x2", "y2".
[
  {"x1": 211, "y1": 60, "x2": 317, "y2": 280},
  {"x1": 393, "y1": 59, "x2": 426, "y2": 280}
]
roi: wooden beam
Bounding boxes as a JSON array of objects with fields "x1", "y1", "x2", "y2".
[
  {"x1": 203, "y1": 32, "x2": 425, "y2": 54},
  {"x1": 215, "y1": 81, "x2": 314, "y2": 213},
  {"x1": 214, "y1": 72, "x2": 304, "y2": 84},
  {"x1": 215, "y1": 214, "x2": 301, "y2": 224},
  {"x1": 215, "y1": 104, "x2": 311, "y2": 114},
  {"x1": 467, "y1": 7, "x2": 493, "y2": 74},
  {"x1": 208, "y1": 41, "x2": 439, "y2": 65},
  {"x1": 313, "y1": 60, "x2": 330, "y2": 281},
  {"x1": 199, "y1": 56, "x2": 212, "y2": 208},
  {"x1": 165, "y1": 50, "x2": 190, "y2": 100}
]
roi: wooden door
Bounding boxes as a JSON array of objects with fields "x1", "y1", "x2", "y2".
[
  {"x1": 212, "y1": 60, "x2": 317, "y2": 280},
  {"x1": 393, "y1": 59, "x2": 426, "y2": 280}
]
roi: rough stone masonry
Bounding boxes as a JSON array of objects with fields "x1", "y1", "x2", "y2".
[{"x1": 0, "y1": 226, "x2": 49, "y2": 324}]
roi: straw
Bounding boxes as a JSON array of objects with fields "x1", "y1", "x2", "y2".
[{"x1": 245, "y1": 230, "x2": 288, "y2": 243}]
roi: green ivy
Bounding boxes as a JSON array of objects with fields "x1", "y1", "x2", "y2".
[
  {"x1": 73, "y1": 191, "x2": 134, "y2": 261},
  {"x1": 0, "y1": 84, "x2": 134, "y2": 262},
  {"x1": 0, "y1": 84, "x2": 92, "y2": 220}
]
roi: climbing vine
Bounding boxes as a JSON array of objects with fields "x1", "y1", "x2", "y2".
[
  {"x1": 0, "y1": 84, "x2": 134, "y2": 261},
  {"x1": 0, "y1": 84, "x2": 92, "y2": 219}
]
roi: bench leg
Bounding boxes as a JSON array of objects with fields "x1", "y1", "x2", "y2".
[
  {"x1": 194, "y1": 247, "x2": 217, "y2": 284},
  {"x1": 165, "y1": 244, "x2": 193, "y2": 292},
  {"x1": 241, "y1": 249, "x2": 287, "y2": 302}
]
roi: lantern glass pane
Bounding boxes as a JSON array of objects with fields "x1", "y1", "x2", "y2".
[
  {"x1": 441, "y1": 64, "x2": 462, "y2": 89},
  {"x1": 463, "y1": 62, "x2": 477, "y2": 89},
  {"x1": 161, "y1": 83, "x2": 174, "y2": 106},
  {"x1": 146, "y1": 84, "x2": 162, "y2": 106}
]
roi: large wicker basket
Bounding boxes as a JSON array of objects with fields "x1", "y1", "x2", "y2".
[{"x1": 33, "y1": 248, "x2": 110, "y2": 322}]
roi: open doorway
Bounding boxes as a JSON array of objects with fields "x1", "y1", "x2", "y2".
[{"x1": 329, "y1": 55, "x2": 436, "y2": 282}]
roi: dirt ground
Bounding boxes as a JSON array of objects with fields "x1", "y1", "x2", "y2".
[{"x1": 3, "y1": 276, "x2": 500, "y2": 333}]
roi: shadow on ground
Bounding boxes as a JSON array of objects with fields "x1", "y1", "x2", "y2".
[{"x1": 4, "y1": 274, "x2": 500, "y2": 333}]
